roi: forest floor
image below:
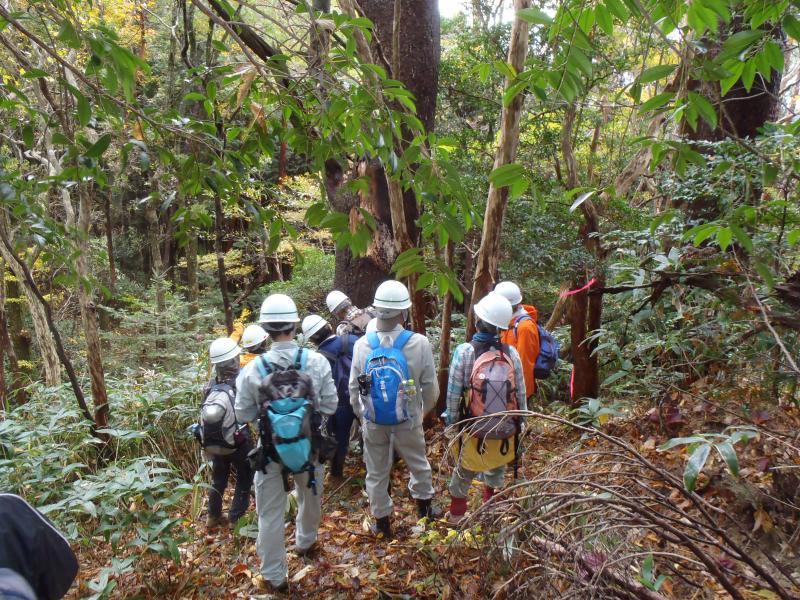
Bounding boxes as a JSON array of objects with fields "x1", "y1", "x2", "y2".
[{"x1": 67, "y1": 402, "x2": 800, "y2": 600}]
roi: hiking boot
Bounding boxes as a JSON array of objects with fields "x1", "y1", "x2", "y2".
[
  {"x1": 269, "y1": 580, "x2": 289, "y2": 593},
  {"x1": 416, "y1": 498, "x2": 442, "y2": 520},
  {"x1": 292, "y1": 541, "x2": 318, "y2": 557},
  {"x1": 446, "y1": 496, "x2": 467, "y2": 525},
  {"x1": 329, "y1": 454, "x2": 345, "y2": 478},
  {"x1": 371, "y1": 516, "x2": 392, "y2": 539},
  {"x1": 206, "y1": 514, "x2": 229, "y2": 529},
  {"x1": 482, "y1": 486, "x2": 496, "y2": 503}
]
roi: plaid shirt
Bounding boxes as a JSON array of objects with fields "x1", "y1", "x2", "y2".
[{"x1": 445, "y1": 341, "x2": 527, "y2": 425}]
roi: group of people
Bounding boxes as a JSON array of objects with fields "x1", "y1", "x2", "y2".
[{"x1": 196, "y1": 280, "x2": 542, "y2": 592}]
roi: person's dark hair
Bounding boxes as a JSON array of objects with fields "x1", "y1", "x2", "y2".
[
  {"x1": 309, "y1": 324, "x2": 333, "y2": 346},
  {"x1": 262, "y1": 322, "x2": 295, "y2": 336},
  {"x1": 247, "y1": 340, "x2": 268, "y2": 355},
  {"x1": 475, "y1": 318, "x2": 500, "y2": 335}
]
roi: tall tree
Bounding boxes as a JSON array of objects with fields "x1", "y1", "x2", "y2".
[{"x1": 466, "y1": 0, "x2": 531, "y2": 338}]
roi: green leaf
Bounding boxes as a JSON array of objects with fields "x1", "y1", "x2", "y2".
[
  {"x1": 741, "y1": 59, "x2": 757, "y2": 92},
  {"x1": 75, "y1": 91, "x2": 91, "y2": 127},
  {"x1": 787, "y1": 229, "x2": 800, "y2": 246},
  {"x1": 489, "y1": 163, "x2": 525, "y2": 188},
  {"x1": 754, "y1": 260, "x2": 775, "y2": 289},
  {"x1": 639, "y1": 92, "x2": 674, "y2": 114},
  {"x1": 638, "y1": 64, "x2": 677, "y2": 84},
  {"x1": 763, "y1": 41, "x2": 784, "y2": 74},
  {"x1": 58, "y1": 20, "x2": 81, "y2": 49},
  {"x1": 714, "y1": 442, "x2": 739, "y2": 477},
  {"x1": 502, "y1": 80, "x2": 527, "y2": 107},
  {"x1": 684, "y1": 443, "x2": 711, "y2": 492},
  {"x1": 640, "y1": 554, "x2": 654, "y2": 583},
  {"x1": 605, "y1": 0, "x2": 629, "y2": 20},
  {"x1": 183, "y1": 92, "x2": 206, "y2": 102},
  {"x1": 21, "y1": 125, "x2": 33, "y2": 148},
  {"x1": 716, "y1": 226, "x2": 733, "y2": 251},
  {"x1": 570, "y1": 190, "x2": 595, "y2": 213},
  {"x1": 658, "y1": 436, "x2": 707, "y2": 450},
  {"x1": 730, "y1": 223, "x2": 752, "y2": 253},
  {"x1": 84, "y1": 134, "x2": 112, "y2": 158},
  {"x1": 568, "y1": 47, "x2": 593, "y2": 76},
  {"x1": 688, "y1": 91, "x2": 717, "y2": 129},
  {"x1": 21, "y1": 68, "x2": 48, "y2": 79},
  {"x1": 517, "y1": 7, "x2": 553, "y2": 25},
  {"x1": 719, "y1": 29, "x2": 764, "y2": 59},
  {"x1": 783, "y1": 14, "x2": 800, "y2": 41}
]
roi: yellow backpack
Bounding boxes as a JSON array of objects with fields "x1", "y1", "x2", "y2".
[{"x1": 450, "y1": 433, "x2": 516, "y2": 472}]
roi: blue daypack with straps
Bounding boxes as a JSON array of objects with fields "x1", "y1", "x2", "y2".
[
  {"x1": 256, "y1": 349, "x2": 321, "y2": 491},
  {"x1": 318, "y1": 334, "x2": 356, "y2": 406},
  {"x1": 362, "y1": 329, "x2": 414, "y2": 425},
  {"x1": 513, "y1": 316, "x2": 560, "y2": 379}
]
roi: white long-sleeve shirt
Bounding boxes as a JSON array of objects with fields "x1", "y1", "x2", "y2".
[
  {"x1": 235, "y1": 340, "x2": 338, "y2": 423},
  {"x1": 348, "y1": 323, "x2": 438, "y2": 425}
]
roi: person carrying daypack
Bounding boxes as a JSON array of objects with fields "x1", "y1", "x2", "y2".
[
  {"x1": 240, "y1": 324, "x2": 269, "y2": 367},
  {"x1": 195, "y1": 337, "x2": 254, "y2": 529},
  {"x1": 235, "y1": 294, "x2": 337, "y2": 593},
  {"x1": 349, "y1": 280, "x2": 440, "y2": 539},
  {"x1": 326, "y1": 290, "x2": 376, "y2": 337},
  {"x1": 0, "y1": 494, "x2": 78, "y2": 600},
  {"x1": 301, "y1": 314, "x2": 359, "y2": 479},
  {"x1": 444, "y1": 293, "x2": 527, "y2": 524},
  {"x1": 494, "y1": 281, "x2": 542, "y2": 397}
]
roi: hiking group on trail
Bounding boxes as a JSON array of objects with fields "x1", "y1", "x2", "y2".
[{"x1": 194, "y1": 280, "x2": 559, "y2": 592}]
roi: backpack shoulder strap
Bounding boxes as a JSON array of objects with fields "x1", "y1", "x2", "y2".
[
  {"x1": 340, "y1": 334, "x2": 349, "y2": 356},
  {"x1": 367, "y1": 331, "x2": 380, "y2": 350},
  {"x1": 393, "y1": 329, "x2": 414, "y2": 350},
  {"x1": 295, "y1": 347, "x2": 307, "y2": 371},
  {"x1": 256, "y1": 354, "x2": 274, "y2": 378},
  {"x1": 512, "y1": 314, "x2": 533, "y2": 337}
]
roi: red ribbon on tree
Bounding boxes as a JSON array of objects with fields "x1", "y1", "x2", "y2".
[{"x1": 560, "y1": 277, "x2": 598, "y2": 298}]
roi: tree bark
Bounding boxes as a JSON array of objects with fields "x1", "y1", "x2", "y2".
[
  {"x1": 4, "y1": 269, "x2": 31, "y2": 366},
  {"x1": 145, "y1": 195, "x2": 167, "y2": 346},
  {"x1": 76, "y1": 187, "x2": 110, "y2": 431},
  {"x1": 0, "y1": 265, "x2": 27, "y2": 405},
  {"x1": 567, "y1": 285, "x2": 598, "y2": 405},
  {"x1": 434, "y1": 239, "x2": 455, "y2": 418},
  {"x1": 0, "y1": 220, "x2": 60, "y2": 386},
  {"x1": 466, "y1": 0, "x2": 530, "y2": 338},
  {"x1": 104, "y1": 192, "x2": 116, "y2": 295},
  {"x1": 214, "y1": 194, "x2": 234, "y2": 333},
  {"x1": 186, "y1": 224, "x2": 199, "y2": 317}
]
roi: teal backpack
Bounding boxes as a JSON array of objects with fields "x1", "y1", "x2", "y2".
[{"x1": 256, "y1": 349, "x2": 322, "y2": 493}]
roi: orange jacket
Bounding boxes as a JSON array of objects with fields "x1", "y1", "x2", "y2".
[{"x1": 501, "y1": 305, "x2": 540, "y2": 396}]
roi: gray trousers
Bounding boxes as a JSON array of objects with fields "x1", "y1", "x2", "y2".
[
  {"x1": 448, "y1": 463, "x2": 506, "y2": 498},
  {"x1": 362, "y1": 419, "x2": 434, "y2": 518},
  {"x1": 254, "y1": 461, "x2": 324, "y2": 585}
]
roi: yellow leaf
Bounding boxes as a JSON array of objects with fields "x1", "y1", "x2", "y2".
[{"x1": 752, "y1": 508, "x2": 774, "y2": 534}]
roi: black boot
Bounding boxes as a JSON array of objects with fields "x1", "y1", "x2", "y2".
[
  {"x1": 330, "y1": 453, "x2": 345, "y2": 478},
  {"x1": 371, "y1": 516, "x2": 392, "y2": 539},
  {"x1": 416, "y1": 498, "x2": 442, "y2": 520}
]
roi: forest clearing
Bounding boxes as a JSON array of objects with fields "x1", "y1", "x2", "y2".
[{"x1": 0, "y1": 0, "x2": 799, "y2": 598}]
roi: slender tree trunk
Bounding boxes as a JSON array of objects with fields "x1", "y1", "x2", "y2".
[
  {"x1": 434, "y1": 239, "x2": 455, "y2": 418},
  {"x1": 186, "y1": 225, "x2": 199, "y2": 317},
  {"x1": 5, "y1": 271, "x2": 31, "y2": 366},
  {"x1": 0, "y1": 267, "x2": 27, "y2": 405},
  {"x1": 467, "y1": 0, "x2": 530, "y2": 338},
  {"x1": 567, "y1": 281, "x2": 601, "y2": 405},
  {"x1": 76, "y1": 187, "x2": 110, "y2": 431},
  {"x1": 214, "y1": 195, "x2": 234, "y2": 333},
  {"x1": 104, "y1": 192, "x2": 116, "y2": 295},
  {"x1": 0, "y1": 220, "x2": 60, "y2": 386},
  {"x1": 145, "y1": 196, "x2": 167, "y2": 346},
  {"x1": 0, "y1": 221, "x2": 91, "y2": 422}
]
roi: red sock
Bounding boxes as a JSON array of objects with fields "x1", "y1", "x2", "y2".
[
  {"x1": 449, "y1": 495, "x2": 468, "y2": 517},
  {"x1": 483, "y1": 486, "x2": 495, "y2": 503}
]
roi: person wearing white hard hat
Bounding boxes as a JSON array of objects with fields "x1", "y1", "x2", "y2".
[
  {"x1": 348, "y1": 280, "x2": 440, "y2": 538},
  {"x1": 326, "y1": 290, "x2": 376, "y2": 337},
  {"x1": 494, "y1": 281, "x2": 541, "y2": 398},
  {"x1": 301, "y1": 314, "x2": 359, "y2": 479},
  {"x1": 444, "y1": 293, "x2": 526, "y2": 524},
  {"x1": 234, "y1": 294, "x2": 337, "y2": 592},
  {"x1": 239, "y1": 324, "x2": 269, "y2": 367},
  {"x1": 202, "y1": 338, "x2": 254, "y2": 529}
]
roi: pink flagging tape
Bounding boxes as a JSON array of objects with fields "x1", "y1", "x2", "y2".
[{"x1": 560, "y1": 277, "x2": 598, "y2": 298}]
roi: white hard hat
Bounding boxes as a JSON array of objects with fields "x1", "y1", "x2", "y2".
[
  {"x1": 326, "y1": 290, "x2": 349, "y2": 313},
  {"x1": 209, "y1": 337, "x2": 241, "y2": 364},
  {"x1": 301, "y1": 314, "x2": 328, "y2": 339},
  {"x1": 474, "y1": 292, "x2": 513, "y2": 330},
  {"x1": 241, "y1": 324, "x2": 268, "y2": 349},
  {"x1": 494, "y1": 281, "x2": 523, "y2": 306},
  {"x1": 259, "y1": 293, "x2": 300, "y2": 323},
  {"x1": 373, "y1": 280, "x2": 412, "y2": 313}
]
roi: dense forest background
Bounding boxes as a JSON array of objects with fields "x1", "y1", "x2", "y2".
[{"x1": 0, "y1": 0, "x2": 799, "y2": 597}]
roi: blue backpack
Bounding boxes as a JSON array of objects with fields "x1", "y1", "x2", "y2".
[
  {"x1": 256, "y1": 349, "x2": 322, "y2": 491},
  {"x1": 362, "y1": 330, "x2": 414, "y2": 425},
  {"x1": 513, "y1": 316, "x2": 560, "y2": 379},
  {"x1": 318, "y1": 335, "x2": 355, "y2": 406}
]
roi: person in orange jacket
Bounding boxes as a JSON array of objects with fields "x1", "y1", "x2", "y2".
[{"x1": 494, "y1": 281, "x2": 540, "y2": 398}]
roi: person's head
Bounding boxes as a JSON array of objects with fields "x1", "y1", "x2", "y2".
[
  {"x1": 326, "y1": 290, "x2": 352, "y2": 320},
  {"x1": 372, "y1": 280, "x2": 412, "y2": 326},
  {"x1": 209, "y1": 337, "x2": 241, "y2": 380},
  {"x1": 494, "y1": 281, "x2": 523, "y2": 311},
  {"x1": 259, "y1": 293, "x2": 300, "y2": 341},
  {"x1": 241, "y1": 324, "x2": 269, "y2": 355},
  {"x1": 473, "y1": 292, "x2": 513, "y2": 336},
  {"x1": 301, "y1": 314, "x2": 333, "y2": 346}
]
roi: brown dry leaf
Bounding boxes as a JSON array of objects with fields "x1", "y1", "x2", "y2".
[
  {"x1": 641, "y1": 437, "x2": 657, "y2": 451},
  {"x1": 236, "y1": 68, "x2": 257, "y2": 109},
  {"x1": 752, "y1": 508, "x2": 774, "y2": 534},
  {"x1": 231, "y1": 563, "x2": 250, "y2": 577}
]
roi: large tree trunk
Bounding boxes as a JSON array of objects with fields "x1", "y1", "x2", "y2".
[
  {"x1": 567, "y1": 278, "x2": 603, "y2": 405},
  {"x1": 76, "y1": 187, "x2": 110, "y2": 432},
  {"x1": 4, "y1": 269, "x2": 31, "y2": 367},
  {"x1": 0, "y1": 266, "x2": 27, "y2": 405},
  {"x1": 466, "y1": 0, "x2": 531, "y2": 338},
  {"x1": 0, "y1": 220, "x2": 60, "y2": 386}
]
